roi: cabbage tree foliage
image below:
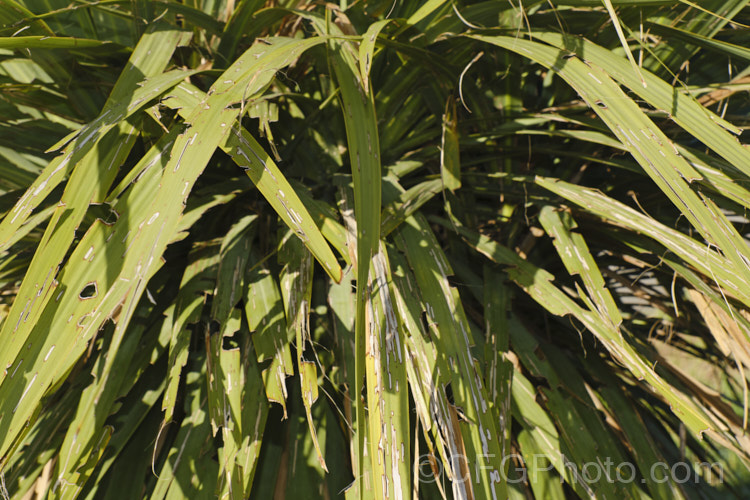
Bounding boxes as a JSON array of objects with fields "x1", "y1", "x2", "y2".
[{"x1": 1, "y1": 0, "x2": 750, "y2": 498}]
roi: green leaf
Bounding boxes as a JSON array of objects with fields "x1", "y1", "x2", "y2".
[
  {"x1": 440, "y1": 96, "x2": 461, "y2": 192},
  {"x1": 396, "y1": 214, "x2": 507, "y2": 500},
  {"x1": 0, "y1": 35, "x2": 109, "y2": 49},
  {"x1": 244, "y1": 252, "x2": 293, "y2": 415},
  {"x1": 162, "y1": 82, "x2": 343, "y2": 283},
  {"x1": 472, "y1": 34, "x2": 750, "y2": 319},
  {"x1": 447, "y1": 220, "x2": 718, "y2": 439},
  {"x1": 358, "y1": 19, "x2": 390, "y2": 94}
]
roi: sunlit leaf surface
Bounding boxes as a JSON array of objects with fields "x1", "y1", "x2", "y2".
[{"x1": 2, "y1": 1, "x2": 750, "y2": 498}]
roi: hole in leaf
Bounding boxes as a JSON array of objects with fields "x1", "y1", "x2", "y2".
[
  {"x1": 420, "y1": 311, "x2": 431, "y2": 333},
  {"x1": 445, "y1": 383, "x2": 455, "y2": 405},
  {"x1": 79, "y1": 282, "x2": 98, "y2": 300},
  {"x1": 223, "y1": 335, "x2": 240, "y2": 350}
]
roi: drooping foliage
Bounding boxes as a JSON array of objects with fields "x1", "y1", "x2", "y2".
[{"x1": 1, "y1": 1, "x2": 750, "y2": 498}]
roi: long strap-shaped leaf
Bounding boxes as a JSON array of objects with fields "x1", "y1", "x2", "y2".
[
  {"x1": 0, "y1": 32, "x2": 194, "y2": 246},
  {"x1": 279, "y1": 231, "x2": 327, "y2": 472},
  {"x1": 0, "y1": 29, "x2": 191, "y2": 463},
  {"x1": 0, "y1": 35, "x2": 326, "y2": 465},
  {"x1": 530, "y1": 31, "x2": 750, "y2": 173},
  {"x1": 447, "y1": 220, "x2": 720, "y2": 439},
  {"x1": 364, "y1": 242, "x2": 409, "y2": 499},
  {"x1": 323, "y1": 20, "x2": 383, "y2": 495},
  {"x1": 161, "y1": 82, "x2": 342, "y2": 283},
  {"x1": 0, "y1": 31, "x2": 191, "y2": 347},
  {"x1": 244, "y1": 251, "x2": 294, "y2": 416},
  {"x1": 396, "y1": 214, "x2": 507, "y2": 500},
  {"x1": 0, "y1": 36, "x2": 108, "y2": 49},
  {"x1": 162, "y1": 243, "x2": 220, "y2": 424},
  {"x1": 472, "y1": 35, "x2": 750, "y2": 311},
  {"x1": 536, "y1": 176, "x2": 750, "y2": 308},
  {"x1": 206, "y1": 308, "x2": 268, "y2": 498}
]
